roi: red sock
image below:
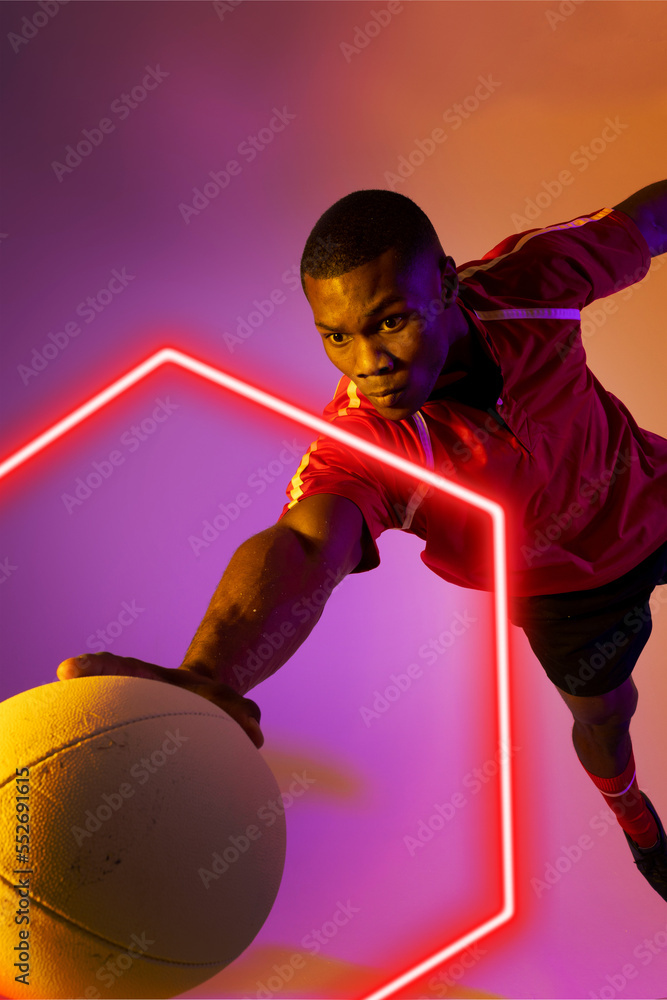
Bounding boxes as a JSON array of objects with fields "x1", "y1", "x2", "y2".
[{"x1": 583, "y1": 749, "x2": 659, "y2": 849}]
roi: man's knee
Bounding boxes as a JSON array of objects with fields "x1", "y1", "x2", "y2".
[{"x1": 557, "y1": 676, "x2": 638, "y2": 728}]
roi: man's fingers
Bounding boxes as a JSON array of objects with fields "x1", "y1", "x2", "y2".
[
  {"x1": 241, "y1": 696, "x2": 262, "y2": 724},
  {"x1": 57, "y1": 654, "x2": 102, "y2": 680},
  {"x1": 216, "y1": 701, "x2": 265, "y2": 749},
  {"x1": 190, "y1": 686, "x2": 265, "y2": 748},
  {"x1": 56, "y1": 653, "x2": 265, "y2": 748},
  {"x1": 244, "y1": 717, "x2": 265, "y2": 749},
  {"x1": 56, "y1": 652, "x2": 158, "y2": 681}
]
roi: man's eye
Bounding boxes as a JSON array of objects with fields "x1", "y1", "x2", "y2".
[
  {"x1": 381, "y1": 314, "x2": 405, "y2": 330},
  {"x1": 327, "y1": 332, "x2": 348, "y2": 344}
]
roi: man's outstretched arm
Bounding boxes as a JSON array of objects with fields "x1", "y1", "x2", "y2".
[
  {"x1": 613, "y1": 179, "x2": 667, "y2": 257},
  {"x1": 57, "y1": 493, "x2": 365, "y2": 748},
  {"x1": 179, "y1": 493, "x2": 365, "y2": 692}
]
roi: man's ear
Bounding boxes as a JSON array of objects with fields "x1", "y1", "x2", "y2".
[{"x1": 439, "y1": 255, "x2": 459, "y2": 306}]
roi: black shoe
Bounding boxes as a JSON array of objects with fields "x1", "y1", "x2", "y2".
[{"x1": 624, "y1": 792, "x2": 667, "y2": 902}]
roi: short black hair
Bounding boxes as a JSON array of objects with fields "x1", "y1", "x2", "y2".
[{"x1": 300, "y1": 189, "x2": 444, "y2": 295}]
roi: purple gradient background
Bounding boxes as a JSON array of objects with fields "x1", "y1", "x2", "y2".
[{"x1": 1, "y1": 2, "x2": 666, "y2": 998}]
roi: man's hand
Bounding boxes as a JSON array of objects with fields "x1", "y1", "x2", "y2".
[
  {"x1": 56, "y1": 652, "x2": 265, "y2": 749},
  {"x1": 614, "y1": 179, "x2": 667, "y2": 257},
  {"x1": 54, "y1": 497, "x2": 362, "y2": 754}
]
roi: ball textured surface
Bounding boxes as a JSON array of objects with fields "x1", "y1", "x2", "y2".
[{"x1": 0, "y1": 676, "x2": 286, "y2": 999}]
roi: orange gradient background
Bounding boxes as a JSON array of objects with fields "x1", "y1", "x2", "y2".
[{"x1": 1, "y1": 2, "x2": 666, "y2": 999}]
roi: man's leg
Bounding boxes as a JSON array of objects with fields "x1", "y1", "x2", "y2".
[
  {"x1": 511, "y1": 540, "x2": 667, "y2": 895},
  {"x1": 556, "y1": 676, "x2": 659, "y2": 848},
  {"x1": 557, "y1": 674, "x2": 637, "y2": 777}
]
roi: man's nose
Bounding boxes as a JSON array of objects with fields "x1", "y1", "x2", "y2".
[{"x1": 354, "y1": 339, "x2": 394, "y2": 379}]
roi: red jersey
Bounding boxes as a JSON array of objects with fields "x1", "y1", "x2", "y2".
[{"x1": 280, "y1": 208, "x2": 667, "y2": 597}]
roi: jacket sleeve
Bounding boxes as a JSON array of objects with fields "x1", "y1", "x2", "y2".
[
  {"x1": 278, "y1": 432, "x2": 404, "y2": 574},
  {"x1": 458, "y1": 207, "x2": 652, "y2": 310}
]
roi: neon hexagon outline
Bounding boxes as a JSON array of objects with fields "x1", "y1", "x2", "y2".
[{"x1": 0, "y1": 346, "x2": 515, "y2": 1000}]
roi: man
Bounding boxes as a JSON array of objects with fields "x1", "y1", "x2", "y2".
[{"x1": 59, "y1": 181, "x2": 667, "y2": 899}]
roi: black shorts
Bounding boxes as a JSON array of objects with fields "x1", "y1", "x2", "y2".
[{"x1": 509, "y1": 539, "x2": 667, "y2": 697}]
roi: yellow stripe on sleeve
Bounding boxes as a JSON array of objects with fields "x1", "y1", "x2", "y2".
[
  {"x1": 287, "y1": 441, "x2": 318, "y2": 508},
  {"x1": 337, "y1": 380, "x2": 361, "y2": 417},
  {"x1": 457, "y1": 208, "x2": 614, "y2": 282}
]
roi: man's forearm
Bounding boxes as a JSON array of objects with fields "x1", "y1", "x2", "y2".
[{"x1": 179, "y1": 523, "x2": 345, "y2": 695}]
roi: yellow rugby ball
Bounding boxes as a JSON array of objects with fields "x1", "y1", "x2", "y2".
[{"x1": 0, "y1": 676, "x2": 286, "y2": 999}]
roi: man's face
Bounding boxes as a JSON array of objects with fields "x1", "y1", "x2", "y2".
[{"x1": 304, "y1": 246, "x2": 461, "y2": 421}]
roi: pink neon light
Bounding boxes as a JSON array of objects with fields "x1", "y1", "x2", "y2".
[{"x1": 0, "y1": 346, "x2": 515, "y2": 1000}]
